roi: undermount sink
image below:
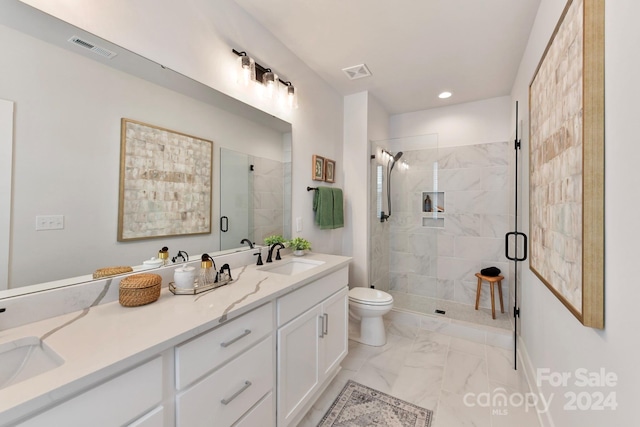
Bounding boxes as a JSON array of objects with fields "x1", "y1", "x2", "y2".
[
  {"x1": 0, "y1": 337, "x2": 64, "y2": 389},
  {"x1": 259, "y1": 258, "x2": 325, "y2": 275}
]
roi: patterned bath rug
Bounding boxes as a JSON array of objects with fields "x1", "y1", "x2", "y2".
[{"x1": 317, "y1": 380, "x2": 433, "y2": 427}]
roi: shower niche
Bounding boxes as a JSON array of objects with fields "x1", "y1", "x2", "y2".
[{"x1": 422, "y1": 191, "x2": 445, "y2": 228}]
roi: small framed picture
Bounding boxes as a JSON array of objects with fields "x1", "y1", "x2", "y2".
[
  {"x1": 312, "y1": 155, "x2": 325, "y2": 181},
  {"x1": 324, "y1": 158, "x2": 336, "y2": 183}
]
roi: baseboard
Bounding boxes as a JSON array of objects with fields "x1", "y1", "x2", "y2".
[{"x1": 517, "y1": 335, "x2": 555, "y2": 427}]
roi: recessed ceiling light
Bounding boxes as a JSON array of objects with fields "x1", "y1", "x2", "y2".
[{"x1": 438, "y1": 91, "x2": 452, "y2": 99}]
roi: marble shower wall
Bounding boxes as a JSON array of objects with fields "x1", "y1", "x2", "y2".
[
  {"x1": 389, "y1": 141, "x2": 511, "y2": 310},
  {"x1": 252, "y1": 156, "x2": 285, "y2": 244}
]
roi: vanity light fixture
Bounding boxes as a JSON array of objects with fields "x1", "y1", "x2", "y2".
[
  {"x1": 232, "y1": 49, "x2": 297, "y2": 109},
  {"x1": 438, "y1": 91, "x2": 452, "y2": 99},
  {"x1": 235, "y1": 51, "x2": 255, "y2": 86},
  {"x1": 262, "y1": 68, "x2": 278, "y2": 99},
  {"x1": 283, "y1": 81, "x2": 298, "y2": 110}
]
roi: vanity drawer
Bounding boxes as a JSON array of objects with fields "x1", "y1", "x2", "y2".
[
  {"x1": 235, "y1": 392, "x2": 274, "y2": 427},
  {"x1": 277, "y1": 267, "x2": 348, "y2": 326},
  {"x1": 20, "y1": 357, "x2": 162, "y2": 427},
  {"x1": 127, "y1": 406, "x2": 164, "y2": 427},
  {"x1": 176, "y1": 336, "x2": 273, "y2": 427},
  {"x1": 175, "y1": 302, "x2": 273, "y2": 390}
]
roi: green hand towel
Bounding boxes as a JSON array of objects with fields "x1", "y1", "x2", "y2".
[
  {"x1": 313, "y1": 186, "x2": 334, "y2": 229},
  {"x1": 332, "y1": 188, "x2": 344, "y2": 229}
]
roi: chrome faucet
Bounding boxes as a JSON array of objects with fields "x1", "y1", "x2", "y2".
[
  {"x1": 266, "y1": 243, "x2": 285, "y2": 263},
  {"x1": 240, "y1": 238, "x2": 254, "y2": 249}
]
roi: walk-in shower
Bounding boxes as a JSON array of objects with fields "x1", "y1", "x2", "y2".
[{"x1": 369, "y1": 134, "x2": 513, "y2": 330}]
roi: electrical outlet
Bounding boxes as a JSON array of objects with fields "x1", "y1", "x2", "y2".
[{"x1": 35, "y1": 215, "x2": 64, "y2": 231}]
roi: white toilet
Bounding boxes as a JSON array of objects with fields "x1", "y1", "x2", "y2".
[{"x1": 348, "y1": 287, "x2": 394, "y2": 347}]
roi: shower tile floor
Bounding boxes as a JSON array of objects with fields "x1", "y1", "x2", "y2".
[
  {"x1": 298, "y1": 310, "x2": 540, "y2": 427},
  {"x1": 389, "y1": 290, "x2": 513, "y2": 330}
]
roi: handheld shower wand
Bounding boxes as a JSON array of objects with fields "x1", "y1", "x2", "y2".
[{"x1": 380, "y1": 150, "x2": 403, "y2": 222}]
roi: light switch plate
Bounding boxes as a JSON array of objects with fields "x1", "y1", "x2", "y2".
[
  {"x1": 296, "y1": 217, "x2": 302, "y2": 232},
  {"x1": 36, "y1": 215, "x2": 64, "y2": 231}
]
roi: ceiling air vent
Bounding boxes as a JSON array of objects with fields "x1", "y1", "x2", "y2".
[
  {"x1": 342, "y1": 63, "x2": 372, "y2": 80},
  {"x1": 68, "y1": 36, "x2": 117, "y2": 59}
]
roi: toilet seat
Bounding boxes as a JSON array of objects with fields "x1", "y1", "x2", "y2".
[{"x1": 348, "y1": 288, "x2": 393, "y2": 306}]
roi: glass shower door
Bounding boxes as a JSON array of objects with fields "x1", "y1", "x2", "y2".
[{"x1": 219, "y1": 148, "x2": 252, "y2": 250}]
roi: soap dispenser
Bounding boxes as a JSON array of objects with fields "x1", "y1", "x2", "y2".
[
  {"x1": 158, "y1": 247, "x2": 169, "y2": 266},
  {"x1": 218, "y1": 263, "x2": 233, "y2": 284},
  {"x1": 199, "y1": 254, "x2": 217, "y2": 288}
]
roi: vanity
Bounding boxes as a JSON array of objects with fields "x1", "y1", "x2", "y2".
[{"x1": 0, "y1": 252, "x2": 351, "y2": 427}]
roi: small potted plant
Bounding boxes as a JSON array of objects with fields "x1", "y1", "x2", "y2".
[
  {"x1": 288, "y1": 237, "x2": 311, "y2": 256},
  {"x1": 264, "y1": 235, "x2": 286, "y2": 246}
]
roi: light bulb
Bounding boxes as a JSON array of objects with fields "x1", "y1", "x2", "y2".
[
  {"x1": 263, "y1": 70, "x2": 278, "y2": 99},
  {"x1": 237, "y1": 54, "x2": 255, "y2": 87}
]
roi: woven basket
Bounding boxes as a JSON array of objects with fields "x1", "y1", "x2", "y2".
[
  {"x1": 93, "y1": 266, "x2": 133, "y2": 279},
  {"x1": 119, "y1": 273, "x2": 162, "y2": 307}
]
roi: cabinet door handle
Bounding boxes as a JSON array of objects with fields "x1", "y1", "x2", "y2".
[
  {"x1": 220, "y1": 380, "x2": 252, "y2": 405},
  {"x1": 323, "y1": 313, "x2": 329, "y2": 336},
  {"x1": 318, "y1": 315, "x2": 324, "y2": 338},
  {"x1": 220, "y1": 329, "x2": 252, "y2": 348}
]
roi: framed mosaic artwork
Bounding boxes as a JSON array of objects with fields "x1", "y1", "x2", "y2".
[
  {"x1": 529, "y1": 0, "x2": 604, "y2": 328},
  {"x1": 118, "y1": 118, "x2": 213, "y2": 241},
  {"x1": 312, "y1": 154, "x2": 325, "y2": 181},
  {"x1": 324, "y1": 158, "x2": 336, "y2": 183}
]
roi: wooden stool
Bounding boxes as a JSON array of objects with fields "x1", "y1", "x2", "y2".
[{"x1": 475, "y1": 273, "x2": 504, "y2": 319}]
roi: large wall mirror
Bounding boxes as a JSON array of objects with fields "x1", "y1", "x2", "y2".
[{"x1": 0, "y1": 1, "x2": 292, "y2": 296}]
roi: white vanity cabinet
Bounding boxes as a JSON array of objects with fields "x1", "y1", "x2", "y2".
[
  {"x1": 276, "y1": 268, "x2": 348, "y2": 427},
  {"x1": 0, "y1": 254, "x2": 352, "y2": 427},
  {"x1": 174, "y1": 302, "x2": 275, "y2": 427},
  {"x1": 18, "y1": 357, "x2": 163, "y2": 427}
]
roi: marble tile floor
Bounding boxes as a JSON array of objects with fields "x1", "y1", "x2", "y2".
[
  {"x1": 298, "y1": 310, "x2": 540, "y2": 427},
  {"x1": 389, "y1": 291, "x2": 513, "y2": 330}
]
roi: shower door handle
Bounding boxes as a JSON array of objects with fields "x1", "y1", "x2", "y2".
[{"x1": 505, "y1": 231, "x2": 528, "y2": 261}]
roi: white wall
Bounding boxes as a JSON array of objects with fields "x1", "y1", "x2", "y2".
[
  {"x1": 390, "y1": 96, "x2": 512, "y2": 147},
  {"x1": 343, "y1": 92, "x2": 369, "y2": 288},
  {"x1": 342, "y1": 91, "x2": 390, "y2": 289},
  {"x1": 512, "y1": 0, "x2": 639, "y2": 425},
  {"x1": 20, "y1": 0, "x2": 345, "y2": 257}
]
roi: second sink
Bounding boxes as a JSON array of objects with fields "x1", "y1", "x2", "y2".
[
  {"x1": 0, "y1": 336, "x2": 64, "y2": 390},
  {"x1": 259, "y1": 258, "x2": 325, "y2": 275}
]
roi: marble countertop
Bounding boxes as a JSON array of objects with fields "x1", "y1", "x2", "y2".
[{"x1": 0, "y1": 252, "x2": 351, "y2": 425}]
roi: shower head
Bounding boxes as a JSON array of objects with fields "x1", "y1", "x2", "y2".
[{"x1": 389, "y1": 151, "x2": 404, "y2": 172}]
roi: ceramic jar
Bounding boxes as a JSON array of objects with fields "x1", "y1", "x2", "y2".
[{"x1": 173, "y1": 264, "x2": 197, "y2": 289}]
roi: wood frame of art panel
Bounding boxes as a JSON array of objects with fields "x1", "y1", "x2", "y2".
[
  {"x1": 529, "y1": 0, "x2": 604, "y2": 328},
  {"x1": 118, "y1": 118, "x2": 213, "y2": 241}
]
